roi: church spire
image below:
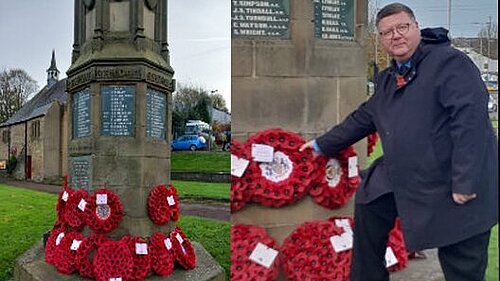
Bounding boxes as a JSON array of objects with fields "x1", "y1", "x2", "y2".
[{"x1": 46, "y1": 49, "x2": 60, "y2": 87}]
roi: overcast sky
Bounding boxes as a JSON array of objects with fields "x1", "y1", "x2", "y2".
[
  {"x1": 0, "y1": 0, "x2": 497, "y2": 111},
  {"x1": 0, "y1": 0, "x2": 231, "y2": 110}
]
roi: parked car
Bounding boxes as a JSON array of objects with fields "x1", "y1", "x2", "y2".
[
  {"x1": 488, "y1": 93, "x2": 497, "y2": 113},
  {"x1": 171, "y1": 135, "x2": 206, "y2": 151}
]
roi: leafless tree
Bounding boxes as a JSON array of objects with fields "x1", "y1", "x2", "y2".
[{"x1": 0, "y1": 68, "x2": 38, "y2": 123}]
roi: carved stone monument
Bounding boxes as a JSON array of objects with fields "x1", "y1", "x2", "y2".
[{"x1": 15, "y1": 1, "x2": 225, "y2": 280}]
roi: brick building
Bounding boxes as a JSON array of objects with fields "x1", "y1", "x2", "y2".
[{"x1": 0, "y1": 51, "x2": 68, "y2": 183}]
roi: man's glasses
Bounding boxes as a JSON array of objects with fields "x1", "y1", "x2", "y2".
[{"x1": 378, "y1": 23, "x2": 412, "y2": 40}]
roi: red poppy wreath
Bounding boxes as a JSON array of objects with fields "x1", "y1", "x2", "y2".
[
  {"x1": 170, "y1": 226, "x2": 197, "y2": 270},
  {"x1": 63, "y1": 188, "x2": 90, "y2": 230},
  {"x1": 231, "y1": 224, "x2": 279, "y2": 281},
  {"x1": 121, "y1": 235, "x2": 152, "y2": 281},
  {"x1": 44, "y1": 222, "x2": 68, "y2": 265},
  {"x1": 53, "y1": 231, "x2": 85, "y2": 275},
  {"x1": 309, "y1": 146, "x2": 360, "y2": 209},
  {"x1": 75, "y1": 233, "x2": 110, "y2": 279},
  {"x1": 230, "y1": 139, "x2": 254, "y2": 212},
  {"x1": 244, "y1": 128, "x2": 315, "y2": 208},
  {"x1": 55, "y1": 185, "x2": 73, "y2": 225},
  {"x1": 147, "y1": 184, "x2": 180, "y2": 225},
  {"x1": 85, "y1": 188, "x2": 123, "y2": 234},
  {"x1": 149, "y1": 232, "x2": 175, "y2": 277},
  {"x1": 92, "y1": 240, "x2": 134, "y2": 281},
  {"x1": 280, "y1": 220, "x2": 352, "y2": 281},
  {"x1": 387, "y1": 218, "x2": 409, "y2": 272},
  {"x1": 367, "y1": 132, "x2": 379, "y2": 157}
]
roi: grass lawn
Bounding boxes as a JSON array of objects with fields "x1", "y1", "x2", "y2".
[
  {"x1": 172, "y1": 180, "x2": 229, "y2": 201},
  {"x1": 0, "y1": 184, "x2": 229, "y2": 280},
  {"x1": 171, "y1": 151, "x2": 230, "y2": 173}
]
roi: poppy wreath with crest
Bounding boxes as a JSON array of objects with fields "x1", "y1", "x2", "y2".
[
  {"x1": 244, "y1": 128, "x2": 315, "y2": 208},
  {"x1": 75, "y1": 233, "x2": 110, "y2": 279},
  {"x1": 230, "y1": 139, "x2": 254, "y2": 212},
  {"x1": 92, "y1": 240, "x2": 134, "y2": 281},
  {"x1": 280, "y1": 220, "x2": 352, "y2": 281},
  {"x1": 170, "y1": 226, "x2": 197, "y2": 270},
  {"x1": 44, "y1": 222, "x2": 68, "y2": 265},
  {"x1": 367, "y1": 132, "x2": 379, "y2": 157},
  {"x1": 53, "y1": 231, "x2": 85, "y2": 274},
  {"x1": 121, "y1": 235, "x2": 152, "y2": 281},
  {"x1": 63, "y1": 188, "x2": 90, "y2": 230},
  {"x1": 231, "y1": 224, "x2": 279, "y2": 281},
  {"x1": 309, "y1": 146, "x2": 360, "y2": 209},
  {"x1": 55, "y1": 177, "x2": 73, "y2": 225},
  {"x1": 149, "y1": 232, "x2": 175, "y2": 277},
  {"x1": 387, "y1": 218, "x2": 409, "y2": 272},
  {"x1": 147, "y1": 184, "x2": 180, "y2": 225},
  {"x1": 85, "y1": 188, "x2": 123, "y2": 234}
]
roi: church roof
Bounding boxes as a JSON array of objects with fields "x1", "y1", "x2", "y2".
[{"x1": 0, "y1": 78, "x2": 67, "y2": 127}]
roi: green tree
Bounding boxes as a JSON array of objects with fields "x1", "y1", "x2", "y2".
[
  {"x1": 172, "y1": 83, "x2": 212, "y2": 134},
  {"x1": 0, "y1": 69, "x2": 38, "y2": 123}
]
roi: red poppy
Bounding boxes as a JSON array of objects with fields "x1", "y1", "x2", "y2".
[
  {"x1": 85, "y1": 188, "x2": 123, "y2": 234},
  {"x1": 149, "y1": 232, "x2": 175, "y2": 276},
  {"x1": 147, "y1": 184, "x2": 179, "y2": 225}
]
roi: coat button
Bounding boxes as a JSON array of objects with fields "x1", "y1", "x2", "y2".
[{"x1": 385, "y1": 131, "x2": 390, "y2": 135}]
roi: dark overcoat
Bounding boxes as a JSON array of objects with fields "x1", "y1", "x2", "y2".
[{"x1": 316, "y1": 28, "x2": 498, "y2": 251}]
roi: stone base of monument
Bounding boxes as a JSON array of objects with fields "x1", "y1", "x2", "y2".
[{"x1": 14, "y1": 240, "x2": 225, "y2": 281}]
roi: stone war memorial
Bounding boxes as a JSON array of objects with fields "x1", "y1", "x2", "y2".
[
  {"x1": 14, "y1": 0, "x2": 225, "y2": 280},
  {"x1": 231, "y1": 0, "x2": 444, "y2": 280}
]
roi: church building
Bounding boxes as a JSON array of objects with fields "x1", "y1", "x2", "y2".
[{"x1": 0, "y1": 51, "x2": 69, "y2": 183}]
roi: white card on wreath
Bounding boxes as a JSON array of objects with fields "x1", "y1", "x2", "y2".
[
  {"x1": 167, "y1": 195, "x2": 176, "y2": 206},
  {"x1": 96, "y1": 194, "x2": 108, "y2": 205},
  {"x1": 335, "y1": 219, "x2": 353, "y2": 235},
  {"x1": 176, "y1": 233, "x2": 184, "y2": 244},
  {"x1": 62, "y1": 191, "x2": 69, "y2": 202},
  {"x1": 231, "y1": 154, "x2": 250, "y2": 177},
  {"x1": 55, "y1": 232, "x2": 65, "y2": 246},
  {"x1": 78, "y1": 199, "x2": 87, "y2": 212},
  {"x1": 330, "y1": 232, "x2": 353, "y2": 253},
  {"x1": 135, "y1": 243, "x2": 148, "y2": 255},
  {"x1": 70, "y1": 239, "x2": 82, "y2": 251},
  {"x1": 164, "y1": 238, "x2": 173, "y2": 250},
  {"x1": 348, "y1": 156, "x2": 358, "y2": 178},
  {"x1": 251, "y1": 144, "x2": 274, "y2": 163},
  {"x1": 248, "y1": 242, "x2": 278, "y2": 269},
  {"x1": 109, "y1": 278, "x2": 122, "y2": 281},
  {"x1": 385, "y1": 246, "x2": 398, "y2": 268}
]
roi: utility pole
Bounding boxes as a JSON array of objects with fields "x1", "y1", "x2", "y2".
[
  {"x1": 487, "y1": 16, "x2": 492, "y2": 81},
  {"x1": 447, "y1": 0, "x2": 452, "y2": 34}
]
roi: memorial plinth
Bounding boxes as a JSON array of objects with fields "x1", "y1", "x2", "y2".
[{"x1": 15, "y1": 0, "x2": 225, "y2": 280}]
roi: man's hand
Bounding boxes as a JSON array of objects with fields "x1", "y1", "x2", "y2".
[
  {"x1": 452, "y1": 193, "x2": 477, "y2": 204},
  {"x1": 299, "y1": 140, "x2": 315, "y2": 152}
]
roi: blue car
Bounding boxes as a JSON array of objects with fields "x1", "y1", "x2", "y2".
[{"x1": 171, "y1": 135, "x2": 207, "y2": 151}]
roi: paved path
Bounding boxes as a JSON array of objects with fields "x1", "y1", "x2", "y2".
[{"x1": 0, "y1": 178, "x2": 229, "y2": 222}]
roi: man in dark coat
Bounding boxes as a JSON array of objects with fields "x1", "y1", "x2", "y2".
[{"x1": 300, "y1": 3, "x2": 497, "y2": 281}]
